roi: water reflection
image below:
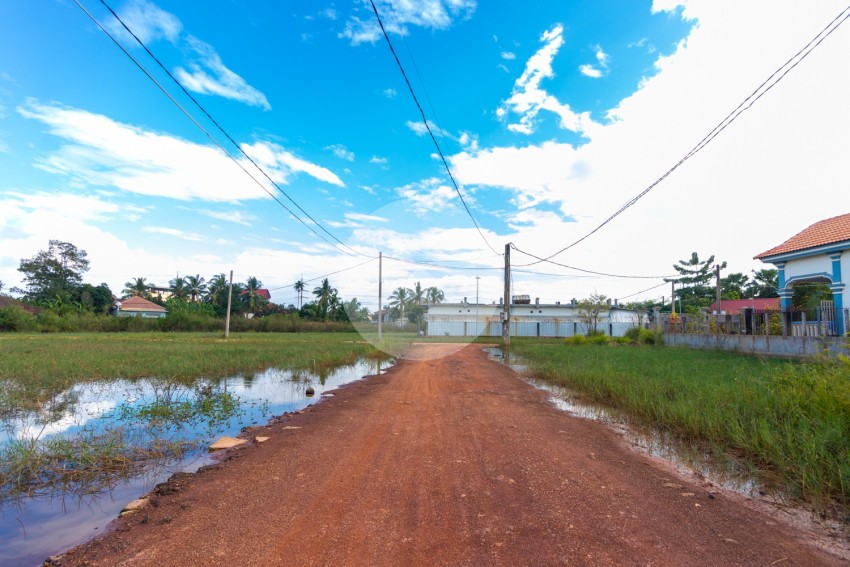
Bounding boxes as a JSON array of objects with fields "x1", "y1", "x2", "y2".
[
  {"x1": 0, "y1": 358, "x2": 388, "y2": 567},
  {"x1": 489, "y1": 348, "x2": 768, "y2": 498}
]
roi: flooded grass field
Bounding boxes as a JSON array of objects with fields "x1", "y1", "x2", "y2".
[{"x1": 0, "y1": 332, "x2": 391, "y2": 566}]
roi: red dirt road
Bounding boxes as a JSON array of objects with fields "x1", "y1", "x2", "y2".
[{"x1": 56, "y1": 344, "x2": 843, "y2": 566}]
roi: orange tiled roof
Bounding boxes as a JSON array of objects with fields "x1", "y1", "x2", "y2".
[
  {"x1": 119, "y1": 296, "x2": 167, "y2": 312},
  {"x1": 755, "y1": 212, "x2": 850, "y2": 259}
]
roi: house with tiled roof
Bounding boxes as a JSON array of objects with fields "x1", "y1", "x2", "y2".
[
  {"x1": 709, "y1": 298, "x2": 780, "y2": 316},
  {"x1": 755, "y1": 212, "x2": 849, "y2": 335},
  {"x1": 115, "y1": 296, "x2": 168, "y2": 318}
]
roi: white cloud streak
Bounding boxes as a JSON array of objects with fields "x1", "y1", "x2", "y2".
[
  {"x1": 341, "y1": 0, "x2": 476, "y2": 45},
  {"x1": 499, "y1": 25, "x2": 601, "y2": 136}
]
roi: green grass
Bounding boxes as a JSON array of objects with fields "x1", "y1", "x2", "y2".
[{"x1": 510, "y1": 339, "x2": 850, "y2": 513}]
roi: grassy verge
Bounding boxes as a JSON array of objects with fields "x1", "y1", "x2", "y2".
[{"x1": 510, "y1": 339, "x2": 850, "y2": 513}]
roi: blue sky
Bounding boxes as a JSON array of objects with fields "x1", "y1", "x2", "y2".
[{"x1": 1, "y1": 1, "x2": 848, "y2": 308}]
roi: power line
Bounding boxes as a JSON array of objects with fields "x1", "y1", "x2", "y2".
[
  {"x1": 516, "y1": 4, "x2": 850, "y2": 267},
  {"x1": 511, "y1": 244, "x2": 676, "y2": 279},
  {"x1": 368, "y1": 0, "x2": 500, "y2": 256},
  {"x1": 383, "y1": 255, "x2": 503, "y2": 272},
  {"x1": 616, "y1": 281, "x2": 668, "y2": 301},
  {"x1": 266, "y1": 257, "x2": 378, "y2": 292},
  {"x1": 81, "y1": 0, "x2": 366, "y2": 258}
]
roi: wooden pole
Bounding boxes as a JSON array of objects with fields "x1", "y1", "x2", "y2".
[{"x1": 378, "y1": 252, "x2": 382, "y2": 341}]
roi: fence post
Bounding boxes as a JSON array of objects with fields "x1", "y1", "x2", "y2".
[{"x1": 802, "y1": 311, "x2": 807, "y2": 337}]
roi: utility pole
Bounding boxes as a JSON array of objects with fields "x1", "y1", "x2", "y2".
[
  {"x1": 503, "y1": 243, "x2": 511, "y2": 346},
  {"x1": 715, "y1": 264, "x2": 722, "y2": 315},
  {"x1": 378, "y1": 251, "x2": 382, "y2": 341},
  {"x1": 224, "y1": 269, "x2": 233, "y2": 339},
  {"x1": 475, "y1": 276, "x2": 480, "y2": 335}
]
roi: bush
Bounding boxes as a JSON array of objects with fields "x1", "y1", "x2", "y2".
[
  {"x1": 589, "y1": 333, "x2": 610, "y2": 345},
  {"x1": 624, "y1": 326, "x2": 663, "y2": 346},
  {"x1": 569, "y1": 334, "x2": 587, "y2": 345},
  {"x1": 0, "y1": 307, "x2": 38, "y2": 332}
]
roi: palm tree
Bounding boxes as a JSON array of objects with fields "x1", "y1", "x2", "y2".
[
  {"x1": 122, "y1": 277, "x2": 149, "y2": 299},
  {"x1": 242, "y1": 276, "x2": 266, "y2": 315},
  {"x1": 294, "y1": 279, "x2": 305, "y2": 309},
  {"x1": 185, "y1": 274, "x2": 207, "y2": 303},
  {"x1": 389, "y1": 286, "x2": 413, "y2": 321},
  {"x1": 169, "y1": 275, "x2": 188, "y2": 300},
  {"x1": 312, "y1": 278, "x2": 336, "y2": 320},
  {"x1": 206, "y1": 273, "x2": 228, "y2": 305},
  {"x1": 412, "y1": 282, "x2": 425, "y2": 307},
  {"x1": 341, "y1": 297, "x2": 370, "y2": 322},
  {"x1": 426, "y1": 286, "x2": 445, "y2": 305}
]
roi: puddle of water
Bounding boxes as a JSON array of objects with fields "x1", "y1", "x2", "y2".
[
  {"x1": 0, "y1": 358, "x2": 389, "y2": 567},
  {"x1": 487, "y1": 347, "x2": 768, "y2": 499}
]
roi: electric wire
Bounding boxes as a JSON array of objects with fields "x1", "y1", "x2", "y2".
[
  {"x1": 368, "y1": 0, "x2": 500, "y2": 256},
  {"x1": 616, "y1": 281, "x2": 668, "y2": 301},
  {"x1": 266, "y1": 257, "x2": 378, "y2": 292},
  {"x1": 515, "y1": 4, "x2": 850, "y2": 267},
  {"x1": 511, "y1": 244, "x2": 676, "y2": 279},
  {"x1": 383, "y1": 255, "x2": 503, "y2": 271},
  {"x1": 85, "y1": 0, "x2": 367, "y2": 258}
]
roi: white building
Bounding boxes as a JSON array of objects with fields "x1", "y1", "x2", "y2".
[{"x1": 425, "y1": 299, "x2": 641, "y2": 338}]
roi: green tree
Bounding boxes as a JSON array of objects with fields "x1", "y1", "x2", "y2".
[
  {"x1": 577, "y1": 292, "x2": 608, "y2": 335},
  {"x1": 670, "y1": 252, "x2": 726, "y2": 311},
  {"x1": 622, "y1": 300, "x2": 655, "y2": 329},
  {"x1": 185, "y1": 274, "x2": 207, "y2": 303},
  {"x1": 426, "y1": 286, "x2": 445, "y2": 305},
  {"x1": 412, "y1": 282, "x2": 425, "y2": 307},
  {"x1": 122, "y1": 277, "x2": 149, "y2": 299},
  {"x1": 206, "y1": 273, "x2": 229, "y2": 313},
  {"x1": 169, "y1": 276, "x2": 189, "y2": 301},
  {"x1": 80, "y1": 283, "x2": 114, "y2": 314},
  {"x1": 341, "y1": 297, "x2": 370, "y2": 322},
  {"x1": 294, "y1": 279, "x2": 306, "y2": 309},
  {"x1": 720, "y1": 272, "x2": 750, "y2": 299},
  {"x1": 389, "y1": 286, "x2": 412, "y2": 321},
  {"x1": 17, "y1": 240, "x2": 90, "y2": 304},
  {"x1": 746, "y1": 269, "x2": 778, "y2": 298},
  {"x1": 242, "y1": 276, "x2": 267, "y2": 315},
  {"x1": 312, "y1": 278, "x2": 336, "y2": 320}
]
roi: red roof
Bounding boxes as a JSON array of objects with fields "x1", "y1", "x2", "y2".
[
  {"x1": 119, "y1": 296, "x2": 167, "y2": 312},
  {"x1": 240, "y1": 288, "x2": 271, "y2": 300},
  {"x1": 755, "y1": 212, "x2": 850, "y2": 259},
  {"x1": 710, "y1": 298, "x2": 779, "y2": 315}
]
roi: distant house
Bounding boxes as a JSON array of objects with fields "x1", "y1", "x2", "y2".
[
  {"x1": 147, "y1": 286, "x2": 173, "y2": 302},
  {"x1": 115, "y1": 296, "x2": 167, "y2": 318},
  {"x1": 240, "y1": 289, "x2": 271, "y2": 301},
  {"x1": 709, "y1": 298, "x2": 779, "y2": 316},
  {"x1": 755, "y1": 212, "x2": 849, "y2": 335}
]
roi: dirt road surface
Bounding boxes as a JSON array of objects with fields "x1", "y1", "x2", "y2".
[{"x1": 54, "y1": 344, "x2": 844, "y2": 566}]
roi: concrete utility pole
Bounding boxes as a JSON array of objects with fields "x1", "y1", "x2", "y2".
[
  {"x1": 225, "y1": 269, "x2": 233, "y2": 339},
  {"x1": 503, "y1": 243, "x2": 511, "y2": 346},
  {"x1": 378, "y1": 251, "x2": 383, "y2": 341},
  {"x1": 715, "y1": 264, "x2": 722, "y2": 315},
  {"x1": 475, "y1": 276, "x2": 480, "y2": 334}
]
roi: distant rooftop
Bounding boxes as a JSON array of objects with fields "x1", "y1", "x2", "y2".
[
  {"x1": 118, "y1": 296, "x2": 166, "y2": 312},
  {"x1": 755, "y1": 212, "x2": 850, "y2": 259}
]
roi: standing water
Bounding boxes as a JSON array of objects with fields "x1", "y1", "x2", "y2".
[{"x1": 0, "y1": 359, "x2": 389, "y2": 566}]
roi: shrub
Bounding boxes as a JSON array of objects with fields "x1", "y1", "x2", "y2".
[{"x1": 0, "y1": 307, "x2": 38, "y2": 332}]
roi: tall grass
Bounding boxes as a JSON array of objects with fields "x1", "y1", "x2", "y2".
[{"x1": 510, "y1": 339, "x2": 850, "y2": 513}]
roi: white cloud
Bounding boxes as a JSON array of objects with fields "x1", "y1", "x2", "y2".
[
  {"x1": 340, "y1": 0, "x2": 476, "y2": 45},
  {"x1": 579, "y1": 45, "x2": 610, "y2": 78},
  {"x1": 242, "y1": 141, "x2": 345, "y2": 187},
  {"x1": 453, "y1": 1, "x2": 850, "y2": 300},
  {"x1": 175, "y1": 36, "x2": 271, "y2": 110},
  {"x1": 369, "y1": 156, "x2": 388, "y2": 165},
  {"x1": 106, "y1": 0, "x2": 182, "y2": 44},
  {"x1": 383, "y1": 88, "x2": 397, "y2": 98},
  {"x1": 326, "y1": 144, "x2": 355, "y2": 161},
  {"x1": 579, "y1": 64, "x2": 602, "y2": 78},
  {"x1": 19, "y1": 101, "x2": 340, "y2": 200},
  {"x1": 397, "y1": 178, "x2": 460, "y2": 215},
  {"x1": 346, "y1": 212, "x2": 389, "y2": 223},
  {"x1": 143, "y1": 226, "x2": 204, "y2": 241},
  {"x1": 501, "y1": 51, "x2": 516, "y2": 60},
  {"x1": 196, "y1": 209, "x2": 256, "y2": 226},
  {"x1": 499, "y1": 25, "x2": 601, "y2": 137}
]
